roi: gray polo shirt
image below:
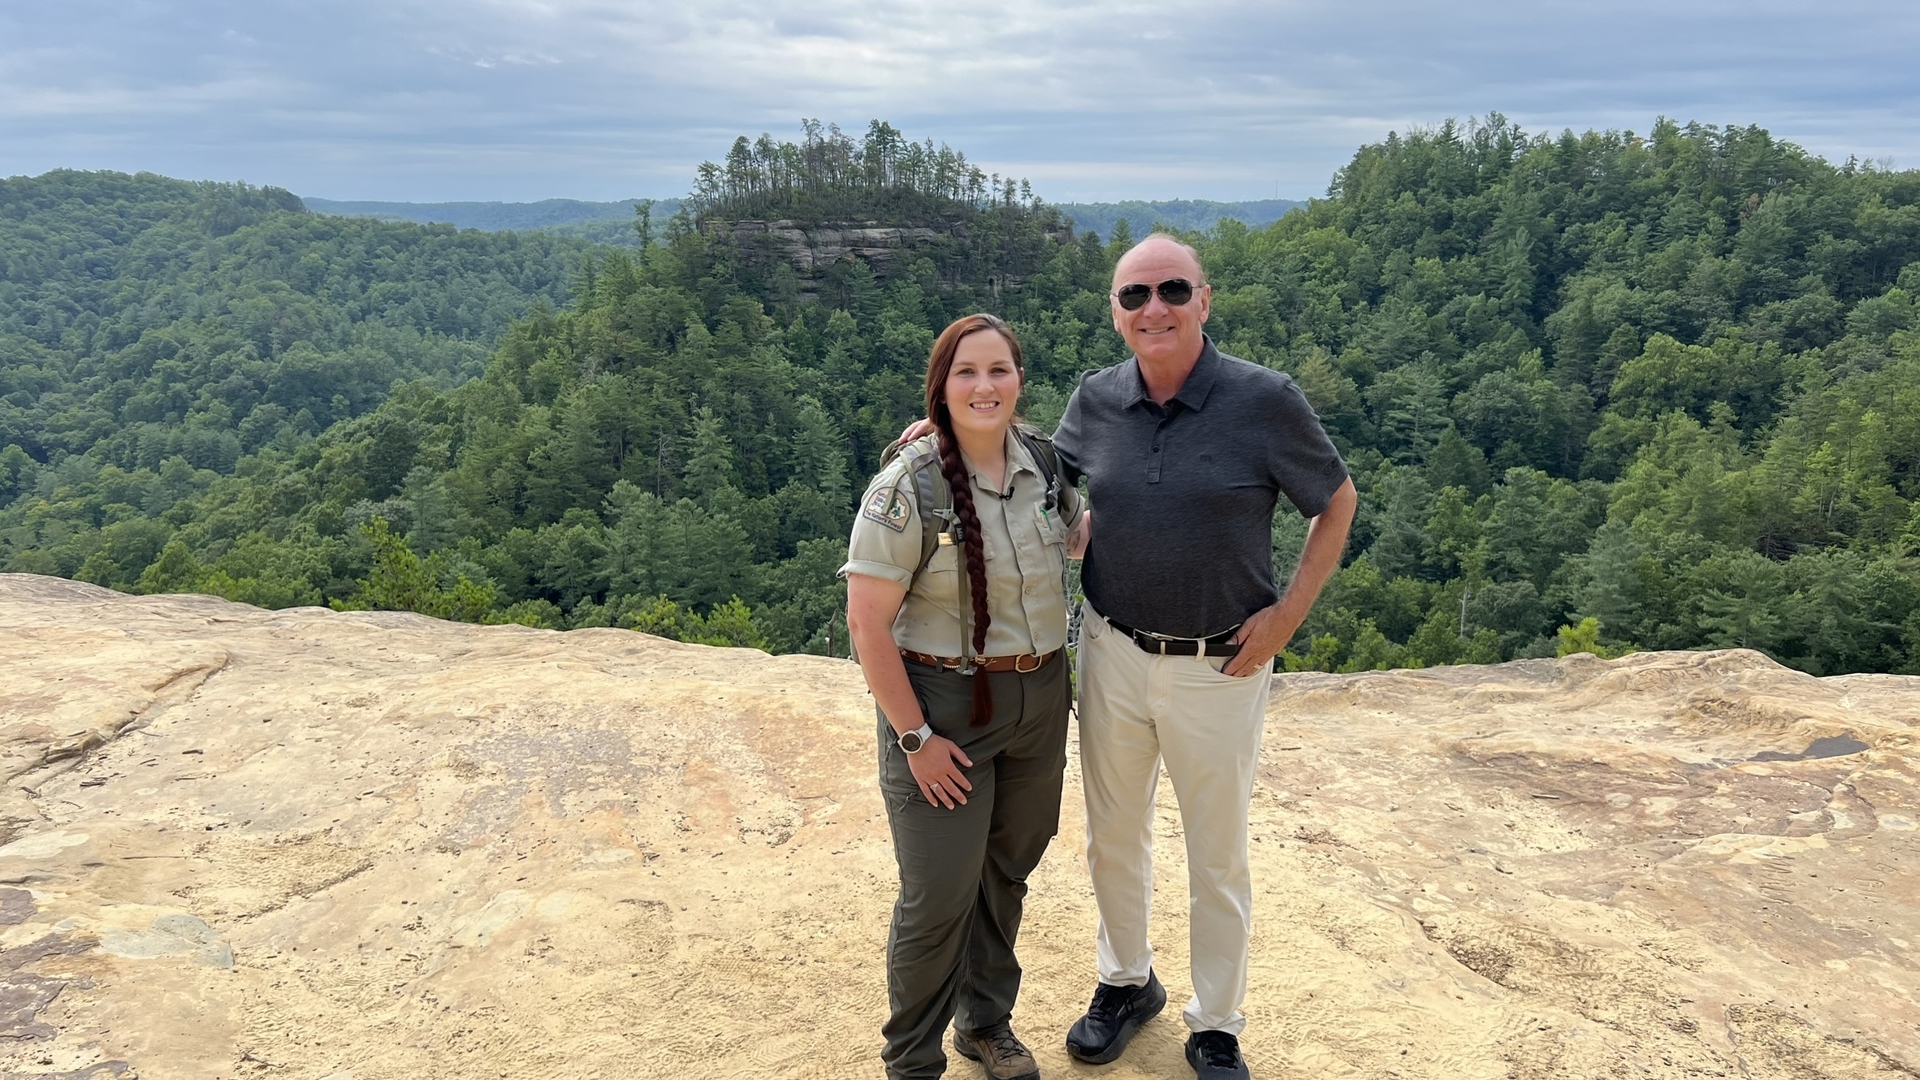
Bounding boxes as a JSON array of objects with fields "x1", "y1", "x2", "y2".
[{"x1": 1054, "y1": 336, "x2": 1349, "y2": 638}]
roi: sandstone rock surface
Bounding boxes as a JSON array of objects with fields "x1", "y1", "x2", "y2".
[
  {"x1": 720, "y1": 219, "x2": 958, "y2": 273},
  {"x1": 1, "y1": 573, "x2": 1916, "y2": 1079}
]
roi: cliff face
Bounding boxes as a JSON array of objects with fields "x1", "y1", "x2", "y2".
[
  {"x1": 719, "y1": 219, "x2": 960, "y2": 274},
  {"x1": 2, "y1": 572, "x2": 1916, "y2": 1080},
  {"x1": 709, "y1": 217, "x2": 1072, "y2": 300}
]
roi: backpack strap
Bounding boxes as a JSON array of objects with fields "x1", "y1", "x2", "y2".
[
  {"x1": 893, "y1": 436, "x2": 975, "y2": 672},
  {"x1": 1014, "y1": 423, "x2": 1064, "y2": 514},
  {"x1": 885, "y1": 426, "x2": 1061, "y2": 554},
  {"x1": 887, "y1": 427, "x2": 1065, "y2": 674},
  {"x1": 894, "y1": 438, "x2": 956, "y2": 577}
]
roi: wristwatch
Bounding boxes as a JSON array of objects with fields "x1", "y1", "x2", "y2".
[{"x1": 898, "y1": 722, "x2": 935, "y2": 754}]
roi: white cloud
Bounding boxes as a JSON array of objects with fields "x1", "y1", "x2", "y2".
[{"x1": 0, "y1": 0, "x2": 1915, "y2": 200}]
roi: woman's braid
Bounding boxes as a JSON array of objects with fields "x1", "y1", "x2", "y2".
[{"x1": 934, "y1": 425, "x2": 994, "y2": 727}]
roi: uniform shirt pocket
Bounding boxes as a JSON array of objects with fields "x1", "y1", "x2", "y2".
[
  {"x1": 1035, "y1": 504, "x2": 1071, "y2": 547},
  {"x1": 914, "y1": 544, "x2": 963, "y2": 614}
]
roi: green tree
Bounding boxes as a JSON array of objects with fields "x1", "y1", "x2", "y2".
[
  {"x1": 792, "y1": 396, "x2": 851, "y2": 506},
  {"x1": 1556, "y1": 618, "x2": 1629, "y2": 659},
  {"x1": 333, "y1": 519, "x2": 496, "y2": 622},
  {"x1": 12, "y1": 118, "x2": 1920, "y2": 678},
  {"x1": 683, "y1": 407, "x2": 738, "y2": 500}
]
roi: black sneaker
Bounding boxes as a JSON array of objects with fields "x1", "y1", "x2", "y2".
[
  {"x1": 1185, "y1": 1030, "x2": 1251, "y2": 1079},
  {"x1": 1064, "y1": 969, "x2": 1166, "y2": 1064}
]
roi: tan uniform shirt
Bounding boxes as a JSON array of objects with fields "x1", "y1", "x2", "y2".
[{"x1": 841, "y1": 431, "x2": 1085, "y2": 657}]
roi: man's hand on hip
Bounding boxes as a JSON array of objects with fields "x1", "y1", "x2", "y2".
[
  {"x1": 1222, "y1": 478, "x2": 1357, "y2": 678},
  {"x1": 1223, "y1": 603, "x2": 1302, "y2": 677}
]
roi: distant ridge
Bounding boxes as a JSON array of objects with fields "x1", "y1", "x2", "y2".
[
  {"x1": 299, "y1": 195, "x2": 1305, "y2": 245},
  {"x1": 300, "y1": 196, "x2": 677, "y2": 230},
  {"x1": 301, "y1": 197, "x2": 680, "y2": 246},
  {"x1": 1054, "y1": 198, "x2": 1304, "y2": 240}
]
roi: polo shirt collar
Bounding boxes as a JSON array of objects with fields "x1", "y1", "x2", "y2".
[{"x1": 1121, "y1": 335, "x2": 1224, "y2": 413}]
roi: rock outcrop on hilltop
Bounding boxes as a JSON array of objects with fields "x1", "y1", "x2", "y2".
[
  {"x1": 0, "y1": 573, "x2": 1916, "y2": 1080},
  {"x1": 708, "y1": 217, "x2": 1073, "y2": 299},
  {"x1": 719, "y1": 219, "x2": 958, "y2": 273}
]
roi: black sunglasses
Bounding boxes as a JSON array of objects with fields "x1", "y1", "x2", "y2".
[{"x1": 1113, "y1": 278, "x2": 1199, "y2": 311}]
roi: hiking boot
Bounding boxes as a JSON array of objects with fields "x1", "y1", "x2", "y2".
[
  {"x1": 953, "y1": 1023, "x2": 1039, "y2": 1080},
  {"x1": 1064, "y1": 969, "x2": 1166, "y2": 1064},
  {"x1": 1185, "y1": 1030, "x2": 1251, "y2": 1079}
]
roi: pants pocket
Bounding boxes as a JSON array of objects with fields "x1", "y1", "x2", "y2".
[
  {"x1": 1196, "y1": 654, "x2": 1243, "y2": 680},
  {"x1": 1080, "y1": 606, "x2": 1107, "y2": 645}
]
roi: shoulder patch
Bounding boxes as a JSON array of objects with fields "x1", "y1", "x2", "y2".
[{"x1": 861, "y1": 485, "x2": 912, "y2": 533}]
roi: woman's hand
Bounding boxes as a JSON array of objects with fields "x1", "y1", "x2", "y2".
[
  {"x1": 907, "y1": 735, "x2": 974, "y2": 809},
  {"x1": 897, "y1": 418, "x2": 936, "y2": 444},
  {"x1": 1067, "y1": 508, "x2": 1091, "y2": 559},
  {"x1": 849, "y1": 576, "x2": 975, "y2": 810}
]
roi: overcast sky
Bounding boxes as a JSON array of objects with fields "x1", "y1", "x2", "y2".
[{"x1": 3, "y1": 0, "x2": 1917, "y2": 203}]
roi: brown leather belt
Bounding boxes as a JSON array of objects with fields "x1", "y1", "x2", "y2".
[{"x1": 900, "y1": 649, "x2": 1057, "y2": 674}]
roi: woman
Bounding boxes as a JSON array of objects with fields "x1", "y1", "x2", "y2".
[{"x1": 842, "y1": 313, "x2": 1086, "y2": 1080}]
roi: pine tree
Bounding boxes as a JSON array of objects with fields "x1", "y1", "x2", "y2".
[
  {"x1": 1575, "y1": 519, "x2": 1646, "y2": 645},
  {"x1": 792, "y1": 396, "x2": 851, "y2": 505},
  {"x1": 683, "y1": 407, "x2": 737, "y2": 500},
  {"x1": 1367, "y1": 467, "x2": 1433, "y2": 578},
  {"x1": 404, "y1": 465, "x2": 456, "y2": 554}
]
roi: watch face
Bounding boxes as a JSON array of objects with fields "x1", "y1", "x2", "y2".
[{"x1": 900, "y1": 730, "x2": 925, "y2": 753}]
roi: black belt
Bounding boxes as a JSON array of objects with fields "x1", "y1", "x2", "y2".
[{"x1": 1102, "y1": 615, "x2": 1242, "y2": 657}]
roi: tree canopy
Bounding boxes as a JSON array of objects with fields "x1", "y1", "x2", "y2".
[
  {"x1": 0, "y1": 170, "x2": 589, "y2": 473},
  {"x1": 690, "y1": 119, "x2": 1044, "y2": 223},
  {"x1": 5, "y1": 117, "x2": 1919, "y2": 675}
]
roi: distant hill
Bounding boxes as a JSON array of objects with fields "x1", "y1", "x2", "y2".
[
  {"x1": 1052, "y1": 198, "x2": 1305, "y2": 240},
  {"x1": 301, "y1": 197, "x2": 681, "y2": 246},
  {"x1": 300, "y1": 195, "x2": 1303, "y2": 245},
  {"x1": 0, "y1": 170, "x2": 588, "y2": 481}
]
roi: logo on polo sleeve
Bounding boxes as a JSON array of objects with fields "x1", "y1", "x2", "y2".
[{"x1": 862, "y1": 486, "x2": 911, "y2": 533}]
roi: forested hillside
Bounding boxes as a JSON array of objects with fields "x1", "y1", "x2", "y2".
[
  {"x1": 1255, "y1": 118, "x2": 1920, "y2": 675},
  {"x1": 0, "y1": 171, "x2": 587, "y2": 479},
  {"x1": 5, "y1": 117, "x2": 1918, "y2": 674}
]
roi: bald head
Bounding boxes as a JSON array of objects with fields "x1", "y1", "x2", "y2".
[
  {"x1": 1113, "y1": 232, "x2": 1206, "y2": 288},
  {"x1": 1109, "y1": 232, "x2": 1212, "y2": 368}
]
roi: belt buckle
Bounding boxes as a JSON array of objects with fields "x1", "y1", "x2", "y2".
[
  {"x1": 1014, "y1": 653, "x2": 1042, "y2": 673},
  {"x1": 1139, "y1": 629, "x2": 1175, "y2": 656}
]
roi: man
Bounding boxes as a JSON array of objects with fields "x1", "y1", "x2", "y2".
[{"x1": 1053, "y1": 234, "x2": 1356, "y2": 1079}]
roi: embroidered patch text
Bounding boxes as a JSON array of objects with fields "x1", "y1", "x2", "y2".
[{"x1": 862, "y1": 486, "x2": 911, "y2": 533}]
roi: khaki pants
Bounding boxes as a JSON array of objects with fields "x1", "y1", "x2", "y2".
[
  {"x1": 877, "y1": 654, "x2": 1071, "y2": 1080},
  {"x1": 1076, "y1": 604, "x2": 1272, "y2": 1035}
]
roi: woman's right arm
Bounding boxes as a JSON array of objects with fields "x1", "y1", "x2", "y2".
[{"x1": 846, "y1": 573, "x2": 974, "y2": 808}]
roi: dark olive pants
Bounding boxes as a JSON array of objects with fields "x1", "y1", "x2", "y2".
[{"x1": 877, "y1": 653, "x2": 1071, "y2": 1080}]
